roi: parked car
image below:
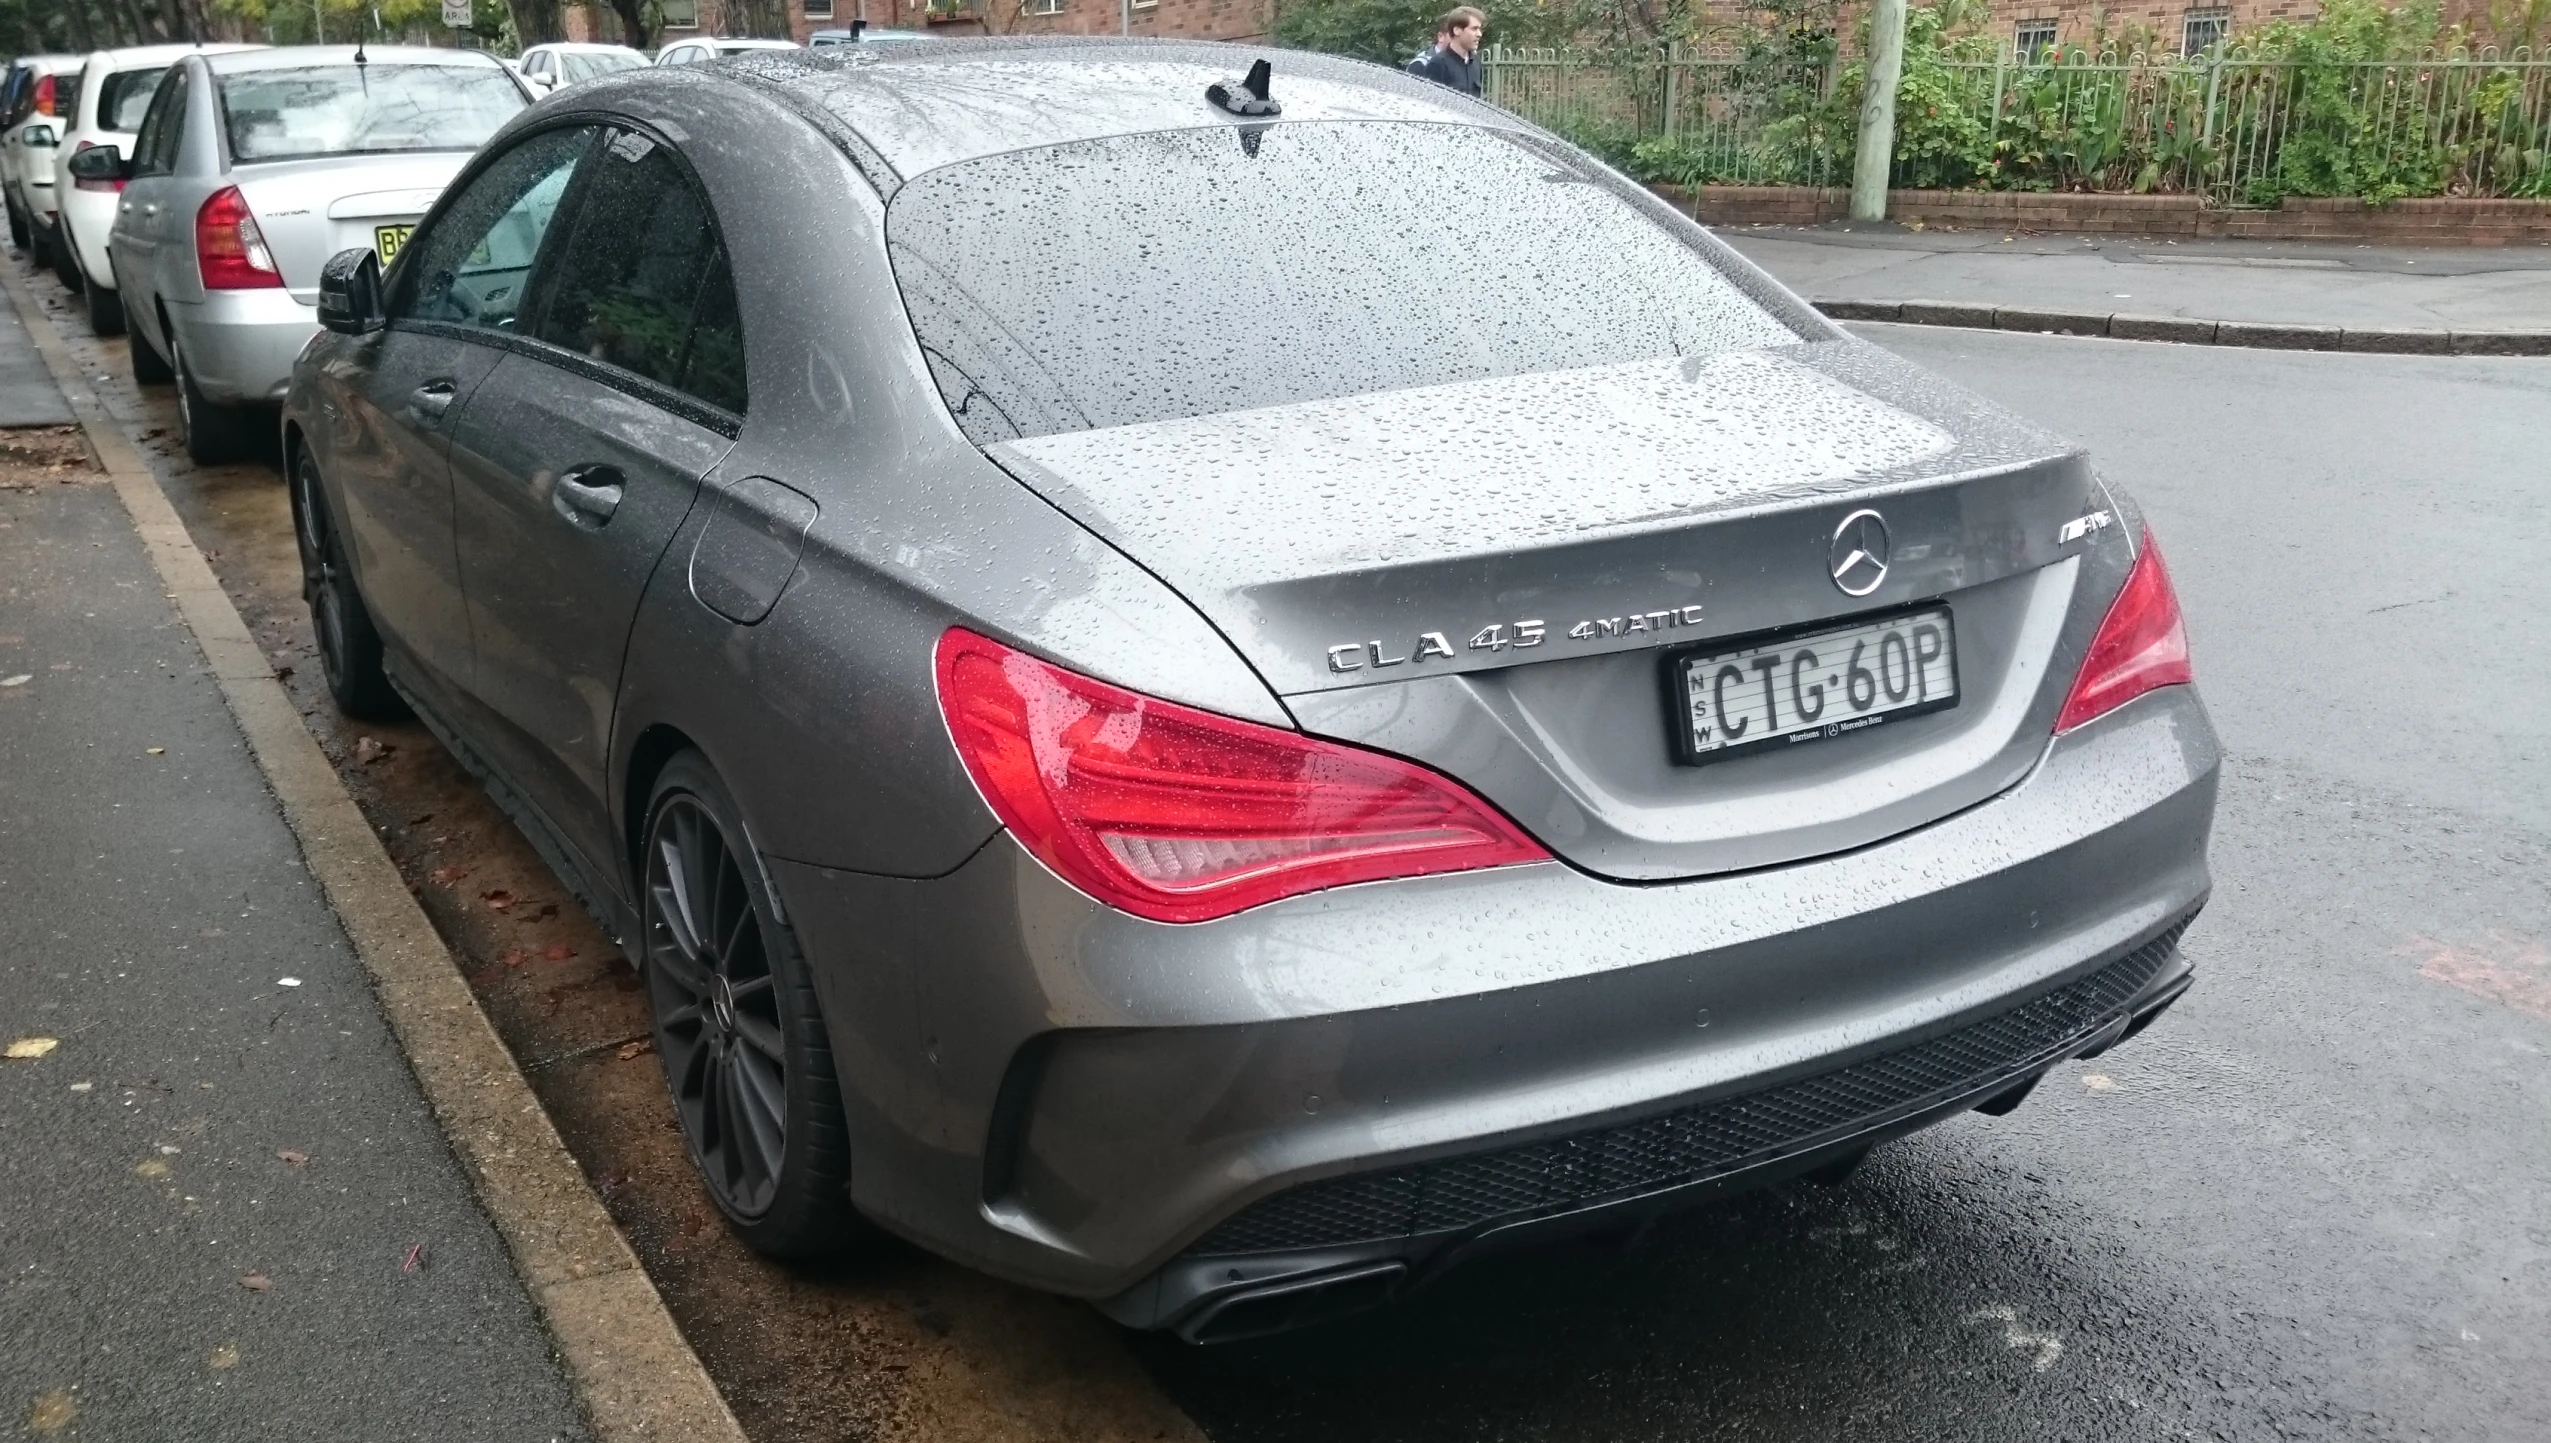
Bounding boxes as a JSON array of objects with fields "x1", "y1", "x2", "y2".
[
  {"x1": 87, "y1": 45, "x2": 528, "y2": 463},
  {"x1": 653, "y1": 36, "x2": 798, "y2": 65},
  {"x1": 282, "y1": 45, "x2": 2215, "y2": 1343},
  {"x1": 807, "y1": 24, "x2": 930, "y2": 45},
  {"x1": 516, "y1": 42, "x2": 648, "y2": 93},
  {"x1": 1, "y1": 54, "x2": 83, "y2": 263},
  {"x1": 50, "y1": 43, "x2": 263, "y2": 334}
]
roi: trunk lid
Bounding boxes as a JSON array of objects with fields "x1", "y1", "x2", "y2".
[
  {"x1": 988, "y1": 338, "x2": 2109, "y2": 880},
  {"x1": 232, "y1": 154, "x2": 469, "y2": 303}
]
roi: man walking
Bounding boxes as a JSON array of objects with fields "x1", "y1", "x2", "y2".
[{"x1": 1409, "y1": 6, "x2": 1486, "y2": 97}]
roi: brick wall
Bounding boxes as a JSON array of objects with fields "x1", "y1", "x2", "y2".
[
  {"x1": 1657, "y1": 184, "x2": 2551, "y2": 245},
  {"x1": 562, "y1": 0, "x2": 1271, "y2": 44}
]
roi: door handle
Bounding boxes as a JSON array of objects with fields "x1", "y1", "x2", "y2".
[
  {"x1": 405, "y1": 379, "x2": 457, "y2": 423},
  {"x1": 551, "y1": 466, "x2": 625, "y2": 529}
]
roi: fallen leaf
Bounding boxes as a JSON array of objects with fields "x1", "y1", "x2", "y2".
[
  {"x1": 499, "y1": 948, "x2": 529, "y2": 967},
  {"x1": 481, "y1": 889, "x2": 515, "y2": 912},
  {"x1": 401, "y1": 1242, "x2": 427, "y2": 1273},
  {"x1": 207, "y1": 1342, "x2": 240, "y2": 1370},
  {"x1": 2082, "y1": 1073, "x2": 2118, "y2": 1093},
  {"x1": 0, "y1": 675, "x2": 31, "y2": 688},
  {"x1": 429, "y1": 865, "x2": 468, "y2": 887},
  {"x1": 544, "y1": 944, "x2": 576, "y2": 962},
  {"x1": 134, "y1": 1159, "x2": 170, "y2": 1179},
  {"x1": 237, "y1": 1272, "x2": 271, "y2": 1292},
  {"x1": 407, "y1": 811, "x2": 433, "y2": 825},
  {"x1": 351, "y1": 736, "x2": 391, "y2": 764},
  {"x1": 68, "y1": 1081, "x2": 92, "y2": 1093},
  {"x1": 277, "y1": 1149, "x2": 308, "y2": 1166},
  {"x1": 28, "y1": 1388, "x2": 74, "y2": 1433},
  {"x1": 271, "y1": 664, "x2": 293, "y2": 681},
  {"x1": 145, "y1": 746, "x2": 165, "y2": 755},
  {"x1": 616, "y1": 1039, "x2": 655, "y2": 1061},
  {"x1": 534, "y1": 903, "x2": 559, "y2": 919},
  {"x1": 5, "y1": 1036, "x2": 59, "y2": 1060},
  {"x1": 276, "y1": 977, "x2": 302, "y2": 988}
]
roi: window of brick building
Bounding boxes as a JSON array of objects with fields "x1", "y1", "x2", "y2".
[
  {"x1": 2014, "y1": 20, "x2": 2056, "y2": 59},
  {"x1": 2181, "y1": 8, "x2": 2230, "y2": 55},
  {"x1": 1132, "y1": 0, "x2": 1156, "y2": 10},
  {"x1": 1030, "y1": 0, "x2": 1062, "y2": 13},
  {"x1": 805, "y1": 0, "x2": 833, "y2": 15},
  {"x1": 660, "y1": 0, "x2": 700, "y2": 27}
]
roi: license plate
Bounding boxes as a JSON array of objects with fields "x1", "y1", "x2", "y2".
[
  {"x1": 374, "y1": 223, "x2": 414, "y2": 264},
  {"x1": 1670, "y1": 607, "x2": 1958, "y2": 764}
]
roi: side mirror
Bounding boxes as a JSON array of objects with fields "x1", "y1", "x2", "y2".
[
  {"x1": 20, "y1": 122, "x2": 56, "y2": 148},
  {"x1": 66, "y1": 144, "x2": 128, "y2": 183},
  {"x1": 317, "y1": 247, "x2": 385, "y2": 335}
]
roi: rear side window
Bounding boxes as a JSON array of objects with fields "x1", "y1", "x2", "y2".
[
  {"x1": 99, "y1": 67, "x2": 168, "y2": 132},
  {"x1": 530, "y1": 132, "x2": 746, "y2": 413},
  {"x1": 216, "y1": 63, "x2": 524, "y2": 163},
  {"x1": 131, "y1": 67, "x2": 188, "y2": 175}
]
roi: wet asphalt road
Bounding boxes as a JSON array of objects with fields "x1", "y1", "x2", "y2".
[{"x1": 1132, "y1": 333, "x2": 2551, "y2": 1442}]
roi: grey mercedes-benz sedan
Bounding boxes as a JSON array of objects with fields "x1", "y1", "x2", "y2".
[{"x1": 282, "y1": 40, "x2": 2216, "y2": 1342}]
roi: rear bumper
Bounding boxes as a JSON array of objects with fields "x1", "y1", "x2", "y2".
[
  {"x1": 168, "y1": 290, "x2": 319, "y2": 405},
  {"x1": 768, "y1": 684, "x2": 2219, "y2": 1314}
]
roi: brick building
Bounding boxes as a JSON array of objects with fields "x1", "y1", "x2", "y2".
[
  {"x1": 1980, "y1": 0, "x2": 2315, "y2": 59},
  {"x1": 562, "y1": 0, "x2": 1274, "y2": 47}
]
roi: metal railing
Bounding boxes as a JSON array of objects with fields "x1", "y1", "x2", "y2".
[{"x1": 1481, "y1": 44, "x2": 2551, "y2": 203}]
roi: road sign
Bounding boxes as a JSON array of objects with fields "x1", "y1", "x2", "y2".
[{"x1": 443, "y1": 0, "x2": 471, "y2": 25}]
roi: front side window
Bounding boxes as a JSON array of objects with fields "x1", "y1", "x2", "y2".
[
  {"x1": 886, "y1": 123, "x2": 1794, "y2": 445},
  {"x1": 217, "y1": 63, "x2": 525, "y2": 164},
  {"x1": 530, "y1": 131, "x2": 745, "y2": 411},
  {"x1": 99, "y1": 66, "x2": 170, "y2": 133},
  {"x1": 393, "y1": 125, "x2": 595, "y2": 331}
]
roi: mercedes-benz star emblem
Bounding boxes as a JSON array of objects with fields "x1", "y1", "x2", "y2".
[{"x1": 1828, "y1": 509, "x2": 1891, "y2": 597}]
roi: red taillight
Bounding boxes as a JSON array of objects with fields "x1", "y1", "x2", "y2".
[
  {"x1": 935, "y1": 628, "x2": 1549, "y2": 923},
  {"x1": 2056, "y1": 529, "x2": 2193, "y2": 733},
  {"x1": 31, "y1": 75, "x2": 53, "y2": 116},
  {"x1": 196, "y1": 186, "x2": 281, "y2": 290}
]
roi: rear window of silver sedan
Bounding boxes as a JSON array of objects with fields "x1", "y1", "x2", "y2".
[
  {"x1": 883, "y1": 122, "x2": 1798, "y2": 444},
  {"x1": 217, "y1": 63, "x2": 525, "y2": 164}
]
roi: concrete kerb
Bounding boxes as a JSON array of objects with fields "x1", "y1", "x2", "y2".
[
  {"x1": 1813, "y1": 297, "x2": 2551, "y2": 355},
  {"x1": 0, "y1": 262, "x2": 750, "y2": 1443}
]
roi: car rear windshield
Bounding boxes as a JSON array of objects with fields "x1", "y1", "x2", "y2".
[
  {"x1": 559, "y1": 52, "x2": 643, "y2": 82},
  {"x1": 98, "y1": 66, "x2": 167, "y2": 132},
  {"x1": 883, "y1": 123, "x2": 1798, "y2": 445},
  {"x1": 218, "y1": 64, "x2": 525, "y2": 163}
]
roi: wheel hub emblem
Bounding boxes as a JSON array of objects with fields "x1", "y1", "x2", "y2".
[
  {"x1": 1828, "y1": 509, "x2": 1891, "y2": 597},
  {"x1": 709, "y1": 975, "x2": 736, "y2": 1035}
]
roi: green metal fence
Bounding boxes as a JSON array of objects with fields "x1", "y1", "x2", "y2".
[{"x1": 1481, "y1": 44, "x2": 2551, "y2": 203}]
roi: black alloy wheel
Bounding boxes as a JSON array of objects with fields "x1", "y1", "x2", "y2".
[
  {"x1": 642, "y1": 752, "x2": 858, "y2": 1257},
  {"x1": 290, "y1": 450, "x2": 401, "y2": 719}
]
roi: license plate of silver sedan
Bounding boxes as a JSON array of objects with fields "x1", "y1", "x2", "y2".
[
  {"x1": 1672, "y1": 607, "x2": 1957, "y2": 763},
  {"x1": 281, "y1": 41, "x2": 2215, "y2": 1347}
]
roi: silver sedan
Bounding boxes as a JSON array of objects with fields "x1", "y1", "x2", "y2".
[
  {"x1": 91, "y1": 45, "x2": 526, "y2": 463},
  {"x1": 283, "y1": 44, "x2": 2216, "y2": 1342}
]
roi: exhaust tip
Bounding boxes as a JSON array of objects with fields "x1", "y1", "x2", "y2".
[{"x1": 1176, "y1": 1260, "x2": 1407, "y2": 1345}]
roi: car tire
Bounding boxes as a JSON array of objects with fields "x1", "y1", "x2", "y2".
[
  {"x1": 641, "y1": 750, "x2": 866, "y2": 1260},
  {"x1": 26, "y1": 220, "x2": 50, "y2": 272},
  {"x1": 290, "y1": 448, "x2": 404, "y2": 720},
  {"x1": 129, "y1": 315, "x2": 174, "y2": 385},
  {"x1": 6, "y1": 199, "x2": 26, "y2": 252},
  {"x1": 81, "y1": 269, "x2": 122, "y2": 336},
  {"x1": 173, "y1": 338, "x2": 258, "y2": 465},
  {"x1": 52, "y1": 228, "x2": 81, "y2": 290}
]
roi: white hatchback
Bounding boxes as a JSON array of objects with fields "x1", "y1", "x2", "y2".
[
  {"x1": 51, "y1": 43, "x2": 262, "y2": 336},
  {"x1": 653, "y1": 36, "x2": 799, "y2": 66},
  {"x1": 516, "y1": 42, "x2": 648, "y2": 94}
]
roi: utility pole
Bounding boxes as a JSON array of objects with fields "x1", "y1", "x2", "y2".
[{"x1": 1850, "y1": 0, "x2": 1907, "y2": 223}]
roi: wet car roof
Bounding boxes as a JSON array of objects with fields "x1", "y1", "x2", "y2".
[{"x1": 718, "y1": 40, "x2": 1518, "y2": 181}]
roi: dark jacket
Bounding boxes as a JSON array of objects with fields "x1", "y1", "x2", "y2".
[{"x1": 1410, "y1": 43, "x2": 1483, "y2": 97}]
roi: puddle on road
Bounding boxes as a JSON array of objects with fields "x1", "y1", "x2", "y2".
[{"x1": 16, "y1": 273, "x2": 1198, "y2": 1443}]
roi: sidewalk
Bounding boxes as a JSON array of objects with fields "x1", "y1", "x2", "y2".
[
  {"x1": 0, "y1": 348, "x2": 587, "y2": 1433},
  {"x1": 1719, "y1": 225, "x2": 2551, "y2": 336}
]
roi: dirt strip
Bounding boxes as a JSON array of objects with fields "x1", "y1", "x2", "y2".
[{"x1": 2, "y1": 263, "x2": 1204, "y2": 1443}]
